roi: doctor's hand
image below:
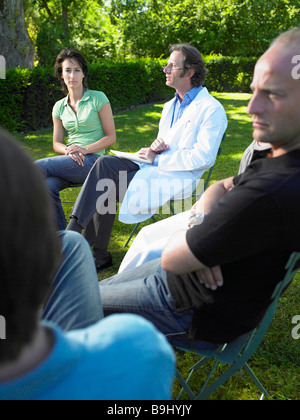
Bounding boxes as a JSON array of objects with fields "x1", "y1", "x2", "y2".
[
  {"x1": 137, "y1": 148, "x2": 157, "y2": 164},
  {"x1": 150, "y1": 138, "x2": 170, "y2": 154}
]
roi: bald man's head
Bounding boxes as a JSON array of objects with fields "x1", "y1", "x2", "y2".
[{"x1": 247, "y1": 28, "x2": 300, "y2": 154}]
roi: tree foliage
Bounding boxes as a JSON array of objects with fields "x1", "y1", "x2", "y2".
[
  {"x1": 110, "y1": 0, "x2": 300, "y2": 58},
  {"x1": 25, "y1": 0, "x2": 121, "y2": 65},
  {"x1": 23, "y1": 0, "x2": 300, "y2": 65}
]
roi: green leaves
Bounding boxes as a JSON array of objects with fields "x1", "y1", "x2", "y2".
[{"x1": 24, "y1": 0, "x2": 300, "y2": 64}]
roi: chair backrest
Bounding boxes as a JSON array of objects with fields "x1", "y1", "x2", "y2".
[
  {"x1": 204, "y1": 132, "x2": 226, "y2": 190},
  {"x1": 272, "y1": 252, "x2": 300, "y2": 300}
]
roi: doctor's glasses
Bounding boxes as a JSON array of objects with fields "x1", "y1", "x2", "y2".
[{"x1": 162, "y1": 65, "x2": 185, "y2": 74}]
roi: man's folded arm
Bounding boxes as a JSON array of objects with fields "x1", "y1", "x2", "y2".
[
  {"x1": 161, "y1": 229, "x2": 206, "y2": 275},
  {"x1": 161, "y1": 229, "x2": 224, "y2": 291},
  {"x1": 161, "y1": 177, "x2": 235, "y2": 289}
]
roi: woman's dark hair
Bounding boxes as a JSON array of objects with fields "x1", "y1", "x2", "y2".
[
  {"x1": 54, "y1": 48, "x2": 89, "y2": 95},
  {"x1": 0, "y1": 128, "x2": 61, "y2": 364},
  {"x1": 170, "y1": 43, "x2": 208, "y2": 87}
]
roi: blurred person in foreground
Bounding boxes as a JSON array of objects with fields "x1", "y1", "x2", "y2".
[{"x1": 0, "y1": 129, "x2": 175, "y2": 401}]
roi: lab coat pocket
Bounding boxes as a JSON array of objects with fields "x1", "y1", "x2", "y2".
[{"x1": 177, "y1": 120, "x2": 195, "y2": 148}]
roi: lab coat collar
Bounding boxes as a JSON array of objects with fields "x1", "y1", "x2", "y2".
[{"x1": 166, "y1": 88, "x2": 210, "y2": 130}]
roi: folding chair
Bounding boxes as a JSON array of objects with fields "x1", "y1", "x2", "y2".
[
  {"x1": 124, "y1": 133, "x2": 226, "y2": 247},
  {"x1": 175, "y1": 251, "x2": 300, "y2": 400},
  {"x1": 61, "y1": 184, "x2": 83, "y2": 226},
  {"x1": 203, "y1": 132, "x2": 226, "y2": 190}
]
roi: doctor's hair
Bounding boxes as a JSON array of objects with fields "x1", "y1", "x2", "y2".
[
  {"x1": 0, "y1": 128, "x2": 61, "y2": 364},
  {"x1": 54, "y1": 48, "x2": 89, "y2": 95},
  {"x1": 170, "y1": 43, "x2": 208, "y2": 87}
]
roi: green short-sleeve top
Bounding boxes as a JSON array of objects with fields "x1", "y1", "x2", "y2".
[{"x1": 52, "y1": 90, "x2": 110, "y2": 156}]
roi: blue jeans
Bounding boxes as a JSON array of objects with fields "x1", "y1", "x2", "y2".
[
  {"x1": 42, "y1": 231, "x2": 103, "y2": 331},
  {"x1": 35, "y1": 154, "x2": 99, "y2": 230},
  {"x1": 100, "y1": 260, "x2": 218, "y2": 352}
]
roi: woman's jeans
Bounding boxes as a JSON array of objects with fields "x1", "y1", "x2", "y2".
[
  {"x1": 42, "y1": 231, "x2": 103, "y2": 331},
  {"x1": 35, "y1": 154, "x2": 99, "y2": 230}
]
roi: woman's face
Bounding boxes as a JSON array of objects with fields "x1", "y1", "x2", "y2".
[{"x1": 61, "y1": 58, "x2": 85, "y2": 91}]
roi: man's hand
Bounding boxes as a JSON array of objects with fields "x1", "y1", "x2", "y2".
[
  {"x1": 195, "y1": 266, "x2": 224, "y2": 291},
  {"x1": 137, "y1": 148, "x2": 157, "y2": 164},
  {"x1": 150, "y1": 138, "x2": 170, "y2": 154},
  {"x1": 162, "y1": 229, "x2": 224, "y2": 292},
  {"x1": 137, "y1": 138, "x2": 169, "y2": 164},
  {"x1": 189, "y1": 177, "x2": 236, "y2": 217}
]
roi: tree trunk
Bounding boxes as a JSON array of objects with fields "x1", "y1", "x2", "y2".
[
  {"x1": 62, "y1": 3, "x2": 69, "y2": 42},
  {"x1": 0, "y1": 0, "x2": 35, "y2": 69}
]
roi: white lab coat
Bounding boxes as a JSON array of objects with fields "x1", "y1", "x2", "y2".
[{"x1": 119, "y1": 88, "x2": 228, "y2": 224}]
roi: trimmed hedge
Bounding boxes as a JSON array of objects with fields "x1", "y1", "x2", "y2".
[
  {"x1": 0, "y1": 57, "x2": 256, "y2": 132},
  {"x1": 206, "y1": 56, "x2": 257, "y2": 92},
  {"x1": 0, "y1": 67, "x2": 62, "y2": 132}
]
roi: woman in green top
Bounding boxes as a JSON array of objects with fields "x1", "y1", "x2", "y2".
[{"x1": 36, "y1": 49, "x2": 116, "y2": 230}]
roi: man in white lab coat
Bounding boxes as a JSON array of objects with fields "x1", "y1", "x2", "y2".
[{"x1": 67, "y1": 43, "x2": 228, "y2": 271}]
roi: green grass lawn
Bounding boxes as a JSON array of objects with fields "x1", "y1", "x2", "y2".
[{"x1": 16, "y1": 92, "x2": 300, "y2": 400}]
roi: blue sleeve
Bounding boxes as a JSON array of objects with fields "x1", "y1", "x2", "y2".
[{"x1": 67, "y1": 314, "x2": 176, "y2": 400}]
